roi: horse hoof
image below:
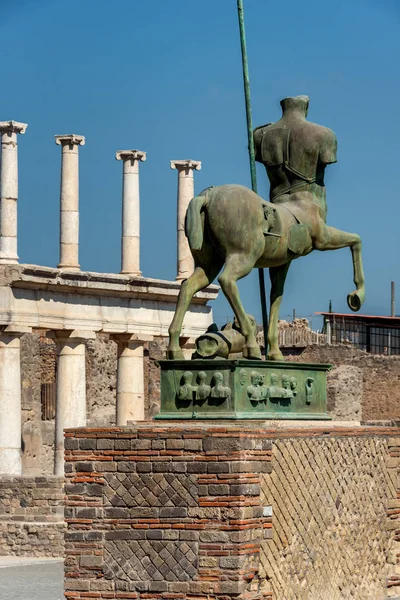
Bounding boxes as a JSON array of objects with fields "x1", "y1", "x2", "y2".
[
  {"x1": 243, "y1": 345, "x2": 262, "y2": 360},
  {"x1": 166, "y1": 348, "x2": 185, "y2": 360},
  {"x1": 267, "y1": 351, "x2": 285, "y2": 362},
  {"x1": 347, "y1": 290, "x2": 364, "y2": 312}
]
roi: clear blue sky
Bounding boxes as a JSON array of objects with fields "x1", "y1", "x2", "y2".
[{"x1": 1, "y1": 0, "x2": 399, "y2": 326}]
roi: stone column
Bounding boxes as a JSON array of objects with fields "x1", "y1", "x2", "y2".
[
  {"x1": 0, "y1": 325, "x2": 31, "y2": 475},
  {"x1": 115, "y1": 150, "x2": 146, "y2": 276},
  {"x1": 111, "y1": 334, "x2": 153, "y2": 425},
  {"x1": 0, "y1": 121, "x2": 28, "y2": 264},
  {"x1": 170, "y1": 159, "x2": 201, "y2": 281},
  {"x1": 55, "y1": 134, "x2": 85, "y2": 271},
  {"x1": 326, "y1": 318, "x2": 332, "y2": 345},
  {"x1": 50, "y1": 330, "x2": 95, "y2": 476}
]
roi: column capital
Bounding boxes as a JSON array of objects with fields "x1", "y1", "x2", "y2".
[
  {"x1": 116, "y1": 150, "x2": 146, "y2": 162},
  {"x1": 0, "y1": 121, "x2": 27, "y2": 135},
  {"x1": 111, "y1": 333, "x2": 153, "y2": 344},
  {"x1": 55, "y1": 134, "x2": 85, "y2": 147},
  {"x1": 170, "y1": 159, "x2": 201, "y2": 172},
  {"x1": 47, "y1": 329, "x2": 96, "y2": 343},
  {"x1": 0, "y1": 325, "x2": 32, "y2": 336}
]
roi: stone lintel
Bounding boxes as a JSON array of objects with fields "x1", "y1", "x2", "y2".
[
  {"x1": 115, "y1": 149, "x2": 146, "y2": 162},
  {"x1": 0, "y1": 121, "x2": 28, "y2": 135},
  {"x1": 170, "y1": 159, "x2": 201, "y2": 171},
  {"x1": 54, "y1": 134, "x2": 85, "y2": 146},
  {"x1": 12, "y1": 264, "x2": 219, "y2": 303}
]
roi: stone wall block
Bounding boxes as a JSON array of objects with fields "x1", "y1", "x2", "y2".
[{"x1": 0, "y1": 476, "x2": 64, "y2": 557}]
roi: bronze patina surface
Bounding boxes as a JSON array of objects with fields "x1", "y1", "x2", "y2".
[
  {"x1": 157, "y1": 359, "x2": 331, "y2": 420},
  {"x1": 167, "y1": 96, "x2": 365, "y2": 362}
]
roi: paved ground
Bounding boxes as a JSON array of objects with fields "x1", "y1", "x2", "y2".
[{"x1": 0, "y1": 558, "x2": 63, "y2": 600}]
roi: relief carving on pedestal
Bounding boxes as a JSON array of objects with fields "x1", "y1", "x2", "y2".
[
  {"x1": 247, "y1": 371, "x2": 269, "y2": 403},
  {"x1": 177, "y1": 371, "x2": 197, "y2": 401},
  {"x1": 196, "y1": 371, "x2": 211, "y2": 400},
  {"x1": 176, "y1": 371, "x2": 230, "y2": 404},
  {"x1": 306, "y1": 377, "x2": 314, "y2": 405},
  {"x1": 210, "y1": 372, "x2": 231, "y2": 400}
]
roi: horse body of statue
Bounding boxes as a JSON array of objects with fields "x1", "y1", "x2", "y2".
[{"x1": 167, "y1": 96, "x2": 365, "y2": 361}]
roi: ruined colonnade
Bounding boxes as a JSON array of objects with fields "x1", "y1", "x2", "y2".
[{"x1": 0, "y1": 120, "x2": 205, "y2": 476}]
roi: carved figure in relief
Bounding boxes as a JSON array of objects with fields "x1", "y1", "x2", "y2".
[
  {"x1": 239, "y1": 368, "x2": 247, "y2": 386},
  {"x1": 247, "y1": 371, "x2": 263, "y2": 401},
  {"x1": 282, "y1": 375, "x2": 294, "y2": 398},
  {"x1": 210, "y1": 372, "x2": 231, "y2": 400},
  {"x1": 281, "y1": 374, "x2": 294, "y2": 399},
  {"x1": 177, "y1": 371, "x2": 196, "y2": 401},
  {"x1": 196, "y1": 371, "x2": 211, "y2": 400},
  {"x1": 269, "y1": 373, "x2": 283, "y2": 398},
  {"x1": 247, "y1": 371, "x2": 269, "y2": 402},
  {"x1": 259, "y1": 375, "x2": 270, "y2": 401},
  {"x1": 305, "y1": 377, "x2": 314, "y2": 405},
  {"x1": 290, "y1": 377, "x2": 298, "y2": 396}
]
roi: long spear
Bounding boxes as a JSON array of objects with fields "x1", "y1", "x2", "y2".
[{"x1": 236, "y1": 0, "x2": 269, "y2": 356}]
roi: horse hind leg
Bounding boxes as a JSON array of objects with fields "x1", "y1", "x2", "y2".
[
  {"x1": 167, "y1": 262, "x2": 222, "y2": 359},
  {"x1": 267, "y1": 262, "x2": 291, "y2": 361},
  {"x1": 218, "y1": 256, "x2": 261, "y2": 360},
  {"x1": 314, "y1": 225, "x2": 365, "y2": 311}
]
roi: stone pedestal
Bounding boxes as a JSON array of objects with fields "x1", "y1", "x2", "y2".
[
  {"x1": 64, "y1": 422, "x2": 400, "y2": 599},
  {"x1": 0, "y1": 326, "x2": 30, "y2": 475},
  {"x1": 157, "y1": 359, "x2": 331, "y2": 419},
  {"x1": 50, "y1": 330, "x2": 95, "y2": 476}
]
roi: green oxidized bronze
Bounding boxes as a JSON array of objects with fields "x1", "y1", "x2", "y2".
[
  {"x1": 167, "y1": 96, "x2": 365, "y2": 362},
  {"x1": 156, "y1": 360, "x2": 331, "y2": 420}
]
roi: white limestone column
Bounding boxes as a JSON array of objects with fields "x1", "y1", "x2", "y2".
[
  {"x1": 112, "y1": 334, "x2": 153, "y2": 425},
  {"x1": 170, "y1": 160, "x2": 201, "y2": 281},
  {"x1": 0, "y1": 326, "x2": 31, "y2": 475},
  {"x1": 50, "y1": 330, "x2": 95, "y2": 476},
  {"x1": 0, "y1": 121, "x2": 28, "y2": 264},
  {"x1": 326, "y1": 318, "x2": 332, "y2": 345},
  {"x1": 115, "y1": 150, "x2": 146, "y2": 276},
  {"x1": 55, "y1": 134, "x2": 85, "y2": 271}
]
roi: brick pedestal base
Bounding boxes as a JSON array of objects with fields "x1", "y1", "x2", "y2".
[{"x1": 64, "y1": 423, "x2": 400, "y2": 599}]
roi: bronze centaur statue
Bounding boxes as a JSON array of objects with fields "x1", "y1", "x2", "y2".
[{"x1": 167, "y1": 96, "x2": 365, "y2": 361}]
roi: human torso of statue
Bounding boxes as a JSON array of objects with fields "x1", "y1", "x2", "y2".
[{"x1": 254, "y1": 96, "x2": 337, "y2": 222}]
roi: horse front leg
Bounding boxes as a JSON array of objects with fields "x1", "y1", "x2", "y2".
[
  {"x1": 348, "y1": 237, "x2": 365, "y2": 310},
  {"x1": 167, "y1": 264, "x2": 221, "y2": 360},
  {"x1": 267, "y1": 262, "x2": 291, "y2": 361},
  {"x1": 314, "y1": 226, "x2": 365, "y2": 311}
]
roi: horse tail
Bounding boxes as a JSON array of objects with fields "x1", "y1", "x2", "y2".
[{"x1": 185, "y1": 188, "x2": 210, "y2": 251}]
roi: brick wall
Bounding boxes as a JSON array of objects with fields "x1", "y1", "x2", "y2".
[
  {"x1": 64, "y1": 425, "x2": 272, "y2": 599},
  {"x1": 261, "y1": 435, "x2": 399, "y2": 598},
  {"x1": 0, "y1": 476, "x2": 65, "y2": 557},
  {"x1": 64, "y1": 423, "x2": 400, "y2": 600}
]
